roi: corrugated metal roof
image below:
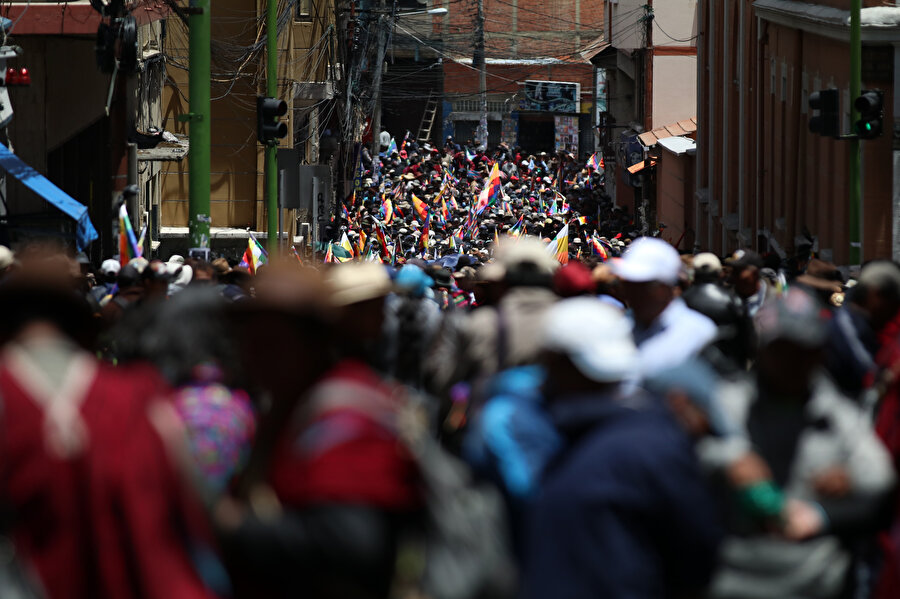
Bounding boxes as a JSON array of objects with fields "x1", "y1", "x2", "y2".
[
  {"x1": 580, "y1": 35, "x2": 611, "y2": 63},
  {"x1": 637, "y1": 117, "x2": 698, "y2": 147}
]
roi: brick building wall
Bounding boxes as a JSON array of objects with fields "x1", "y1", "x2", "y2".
[
  {"x1": 696, "y1": 0, "x2": 897, "y2": 264},
  {"x1": 440, "y1": 0, "x2": 603, "y2": 152}
]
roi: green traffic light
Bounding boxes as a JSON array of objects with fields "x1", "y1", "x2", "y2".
[{"x1": 865, "y1": 122, "x2": 873, "y2": 131}]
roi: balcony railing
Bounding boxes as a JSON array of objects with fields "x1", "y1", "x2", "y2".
[{"x1": 452, "y1": 99, "x2": 511, "y2": 113}]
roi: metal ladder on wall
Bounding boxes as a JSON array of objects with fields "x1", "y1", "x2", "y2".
[{"x1": 417, "y1": 93, "x2": 439, "y2": 145}]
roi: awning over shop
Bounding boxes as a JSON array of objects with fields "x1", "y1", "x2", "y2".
[
  {"x1": 637, "y1": 117, "x2": 698, "y2": 148},
  {"x1": 627, "y1": 158, "x2": 657, "y2": 174},
  {"x1": 0, "y1": 143, "x2": 98, "y2": 250}
]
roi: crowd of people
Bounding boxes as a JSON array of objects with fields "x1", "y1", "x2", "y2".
[{"x1": 2, "y1": 139, "x2": 900, "y2": 599}]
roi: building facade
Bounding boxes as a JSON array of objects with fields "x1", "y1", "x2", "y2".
[
  {"x1": 439, "y1": 0, "x2": 604, "y2": 154},
  {"x1": 696, "y1": 0, "x2": 899, "y2": 265},
  {"x1": 592, "y1": 0, "x2": 699, "y2": 214},
  {"x1": 160, "y1": 0, "x2": 337, "y2": 257},
  {"x1": 0, "y1": 1, "x2": 168, "y2": 260}
]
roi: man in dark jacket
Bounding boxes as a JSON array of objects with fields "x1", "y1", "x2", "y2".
[{"x1": 521, "y1": 297, "x2": 722, "y2": 599}]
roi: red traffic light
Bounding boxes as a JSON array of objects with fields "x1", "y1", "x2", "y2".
[{"x1": 4, "y1": 67, "x2": 30, "y2": 86}]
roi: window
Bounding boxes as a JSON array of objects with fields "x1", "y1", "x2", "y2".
[
  {"x1": 801, "y1": 71, "x2": 808, "y2": 114},
  {"x1": 770, "y1": 57, "x2": 775, "y2": 95},
  {"x1": 297, "y1": 0, "x2": 311, "y2": 20},
  {"x1": 780, "y1": 62, "x2": 786, "y2": 103}
]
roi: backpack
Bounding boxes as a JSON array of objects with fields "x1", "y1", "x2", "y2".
[
  {"x1": 303, "y1": 378, "x2": 517, "y2": 599},
  {"x1": 393, "y1": 392, "x2": 517, "y2": 599}
]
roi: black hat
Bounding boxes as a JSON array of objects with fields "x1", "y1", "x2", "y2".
[
  {"x1": 727, "y1": 249, "x2": 764, "y2": 271},
  {"x1": 428, "y1": 266, "x2": 454, "y2": 289}
]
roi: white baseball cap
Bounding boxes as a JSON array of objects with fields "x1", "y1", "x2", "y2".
[
  {"x1": 612, "y1": 237, "x2": 681, "y2": 285},
  {"x1": 541, "y1": 297, "x2": 636, "y2": 382},
  {"x1": 100, "y1": 258, "x2": 121, "y2": 277},
  {"x1": 692, "y1": 252, "x2": 722, "y2": 274}
]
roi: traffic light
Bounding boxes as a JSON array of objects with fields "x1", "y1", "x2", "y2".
[
  {"x1": 0, "y1": 46, "x2": 24, "y2": 128},
  {"x1": 855, "y1": 90, "x2": 884, "y2": 140},
  {"x1": 808, "y1": 88, "x2": 840, "y2": 138},
  {"x1": 256, "y1": 96, "x2": 288, "y2": 145},
  {"x1": 3, "y1": 67, "x2": 30, "y2": 86}
]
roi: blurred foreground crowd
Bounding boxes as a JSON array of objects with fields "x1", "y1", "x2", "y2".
[{"x1": 4, "y1": 211, "x2": 900, "y2": 599}]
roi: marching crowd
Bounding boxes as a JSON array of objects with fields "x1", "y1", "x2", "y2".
[{"x1": 2, "y1": 139, "x2": 900, "y2": 599}]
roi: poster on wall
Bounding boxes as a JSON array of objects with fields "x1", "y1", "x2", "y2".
[
  {"x1": 522, "y1": 81, "x2": 581, "y2": 113},
  {"x1": 554, "y1": 115, "x2": 579, "y2": 154},
  {"x1": 501, "y1": 115, "x2": 518, "y2": 146},
  {"x1": 595, "y1": 69, "x2": 607, "y2": 119}
]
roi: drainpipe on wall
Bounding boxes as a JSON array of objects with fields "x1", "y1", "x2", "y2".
[
  {"x1": 695, "y1": 0, "x2": 703, "y2": 252},
  {"x1": 737, "y1": 0, "x2": 746, "y2": 249},
  {"x1": 707, "y1": 0, "x2": 716, "y2": 251},
  {"x1": 756, "y1": 17, "x2": 765, "y2": 253},
  {"x1": 721, "y1": 0, "x2": 730, "y2": 254},
  {"x1": 893, "y1": 43, "x2": 900, "y2": 261}
]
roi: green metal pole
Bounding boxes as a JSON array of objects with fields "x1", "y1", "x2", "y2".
[
  {"x1": 188, "y1": 0, "x2": 211, "y2": 250},
  {"x1": 266, "y1": 0, "x2": 279, "y2": 251},
  {"x1": 849, "y1": 0, "x2": 862, "y2": 266}
]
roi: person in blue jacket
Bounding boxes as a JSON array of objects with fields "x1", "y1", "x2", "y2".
[
  {"x1": 463, "y1": 364, "x2": 562, "y2": 558},
  {"x1": 521, "y1": 297, "x2": 723, "y2": 599}
]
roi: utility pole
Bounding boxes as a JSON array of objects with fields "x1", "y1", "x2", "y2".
[
  {"x1": 849, "y1": 0, "x2": 862, "y2": 266},
  {"x1": 370, "y1": 1, "x2": 388, "y2": 157},
  {"x1": 475, "y1": 0, "x2": 487, "y2": 149},
  {"x1": 187, "y1": 0, "x2": 211, "y2": 251},
  {"x1": 266, "y1": 0, "x2": 279, "y2": 250}
]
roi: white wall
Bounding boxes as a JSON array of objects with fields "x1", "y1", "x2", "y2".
[
  {"x1": 652, "y1": 55, "x2": 696, "y2": 127},
  {"x1": 609, "y1": 0, "x2": 646, "y2": 51},
  {"x1": 652, "y1": 0, "x2": 698, "y2": 47}
]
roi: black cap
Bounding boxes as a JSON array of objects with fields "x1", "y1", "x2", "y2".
[{"x1": 727, "y1": 249, "x2": 764, "y2": 271}]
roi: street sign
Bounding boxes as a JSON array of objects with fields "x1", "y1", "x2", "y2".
[
  {"x1": 299, "y1": 165, "x2": 331, "y2": 250},
  {"x1": 277, "y1": 149, "x2": 300, "y2": 209}
]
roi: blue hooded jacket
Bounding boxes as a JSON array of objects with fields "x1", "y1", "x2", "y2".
[{"x1": 521, "y1": 392, "x2": 723, "y2": 599}]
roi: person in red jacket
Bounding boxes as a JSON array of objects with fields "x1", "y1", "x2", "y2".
[
  {"x1": 217, "y1": 262, "x2": 420, "y2": 599},
  {"x1": 862, "y1": 262, "x2": 900, "y2": 598},
  {"x1": 0, "y1": 254, "x2": 217, "y2": 599}
]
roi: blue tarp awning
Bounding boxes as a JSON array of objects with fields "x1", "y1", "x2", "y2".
[{"x1": 0, "y1": 142, "x2": 98, "y2": 250}]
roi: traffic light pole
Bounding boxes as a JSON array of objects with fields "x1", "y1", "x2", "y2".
[
  {"x1": 849, "y1": 0, "x2": 862, "y2": 266},
  {"x1": 188, "y1": 0, "x2": 211, "y2": 250},
  {"x1": 266, "y1": 0, "x2": 279, "y2": 251}
]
